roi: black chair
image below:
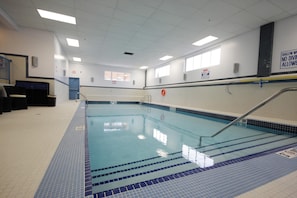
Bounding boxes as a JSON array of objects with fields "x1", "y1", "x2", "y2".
[
  {"x1": 0, "y1": 85, "x2": 11, "y2": 112},
  {"x1": 0, "y1": 97, "x2": 3, "y2": 114},
  {"x1": 3, "y1": 86, "x2": 27, "y2": 110}
]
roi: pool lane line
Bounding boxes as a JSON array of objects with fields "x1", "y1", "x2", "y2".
[
  {"x1": 92, "y1": 156, "x2": 182, "y2": 179},
  {"x1": 92, "y1": 161, "x2": 191, "y2": 187},
  {"x1": 91, "y1": 133, "x2": 274, "y2": 173},
  {"x1": 210, "y1": 135, "x2": 296, "y2": 157},
  {"x1": 199, "y1": 134, "x2": 292, "y2": 153}
]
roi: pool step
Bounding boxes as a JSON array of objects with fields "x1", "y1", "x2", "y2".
[
  {"x1": 90, "y1": 132, "x2": 297, "y2": 194},
  {"x1": 91, "y1": 152, "x2": 196, "y2": 193},
  {"x1": 202, "y1": 133, "x2": 297, "y2": 163}
]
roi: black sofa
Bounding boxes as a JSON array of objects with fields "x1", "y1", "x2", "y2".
[{"x1": 15, "y1": 80, "x2": 55, "y2": 106}]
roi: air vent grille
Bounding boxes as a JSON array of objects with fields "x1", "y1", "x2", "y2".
[{"x1": 124, "y1": 52, "x2": 134, "y2": 55}]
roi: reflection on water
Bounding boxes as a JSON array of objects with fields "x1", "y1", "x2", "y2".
[
  {"x1": 156, "y1": 148, "x2": 168, "y2": 158},
  {"x1": 153, "y1": 128, "x2": 167, "y2": 145},
  {"x1": 182, "y1": 144, "x2": 214, "y2": 168},
  {"x1": 103, "y1": 122, "x2": 128, "y2": 132}
]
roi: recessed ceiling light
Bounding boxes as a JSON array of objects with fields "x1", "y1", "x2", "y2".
[
  {"x1": 139, "y1": 66, "x2": 148, "y2": 69},
  {"x1": 54, "y1": 54, "x2": 65, "y2": 60},
  {"x1": 159, "y1": 55, "x2": 173, "y2": 61},
  {"x1": 37, "y1": 9, "x2": 76, "y2": 24},
  {"x1": 73, "y1": 57, "x2": 81, "y2": 62},
  {"x1": 66, "y1": 38, "x2": 79, "y2": 47},
  {"x1": 192, "y1": 35, "x2": 218, "y2": 46}
]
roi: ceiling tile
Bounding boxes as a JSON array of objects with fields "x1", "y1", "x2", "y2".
[
  {"x1": 228, "y1": 10, "x2": 266, "y2": 29},
  {"x1": 267, "y1": 0, "x2": 297, "y2": 12},
  {"x1": 222, "y1": 0, "x2": 260, "y2": 9},
  {"x1": 33, "y1": 0, "x2": 76, "y2": 16},
  {"x1": 108, "y1": 19, "x2": 140, "y2": 34},
  {"x1": 199, "y1": 0, "x2": 242, "y2": 23},
  {"x1": 1, "y1": 0, "x2": 297, "y2": 68},
  {"x1": 246, "y1": 1, "x2": 285, "y2": 20},
  {"x1": 75, "y1": 1, "x2": 115, "y2": 18},
  {"x1": 149, "y1": 10, "x2": 184, "y2": 26},
  {"x1": 113, "y1": 9, "x2": 147, "y2": 25},
  {"x1": 128, "y1": 0, "x2": 163, "y2": 8},
  {"x1": 117, "y1": 0, "x2": 157, "y2": 17},
  {"x1": 158, "y1": 0, "x2": 199, "y2": 18},
  {"x1": 74, "y1": 0, "x2": 117, "y2": 9},
  {"x1": 138, "y1": 19, "x2": 176, "y2": 37}
]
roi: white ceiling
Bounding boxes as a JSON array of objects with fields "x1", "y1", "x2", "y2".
[{"x1": 1, "y1": 0, "x2": 297, "y2": 69}]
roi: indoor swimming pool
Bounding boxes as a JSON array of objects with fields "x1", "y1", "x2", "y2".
[{"x1": 86, "y1": 103, "x2": 297, "y2": 197}]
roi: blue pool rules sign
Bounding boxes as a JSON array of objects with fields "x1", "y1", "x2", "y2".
[{"x1": 280, "y1": 49, "x2": 297, "y2": 69}]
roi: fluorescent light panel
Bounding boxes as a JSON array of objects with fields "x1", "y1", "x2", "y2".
[
  {"x1": 140, "y1": 66, "x2": 148, "y2": 69},
  {"x1": 160, "y1": 55, "x2": 173, "y2": 61},
  {"x1": 54, "y1": 54, "x2": 65, "y2": 60},
  {"x1": 66, "y1": 38, "x2": 79, "y2": 47},
  {"x1": 37, "y1": 9, "x2": 76, "y2": 24},
  {"x1": 192, "y1": 35, "x2": 218, "y2": 46},
  {"x1": 73, "y1": 57, "x2": 81, "y2": 62}
]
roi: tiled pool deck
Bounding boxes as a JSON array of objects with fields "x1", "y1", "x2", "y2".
[
  {"x1": 35, "y1": 102, "x2": 297, "y2": 198},
  {"x1": 35, "y1": 102, "x2": 86, "y2": 198}
]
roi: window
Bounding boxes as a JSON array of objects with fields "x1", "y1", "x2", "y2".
[
  {"x1": 104, "y1": 71, "x2": 131, "y2": 82},
  {"x1": 185, "y1": 48, "x2": 221, "y2": 72},
  {"x1": 155, "y1": 65, "x2": 170, "y2": 78}
]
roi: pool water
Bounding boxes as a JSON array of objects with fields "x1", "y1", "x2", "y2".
[{"x1": 86, "y1": 104, "x2": 297, "y2": 195}]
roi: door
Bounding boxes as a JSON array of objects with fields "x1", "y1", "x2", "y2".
[{"x1": 69, "y1": 77, "x2": 80, "y2": 100}]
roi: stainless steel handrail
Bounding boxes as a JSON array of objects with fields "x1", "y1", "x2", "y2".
[
  {"x1": 211, "y1": 87, "x2": 297, "y2": 137},
  {"x1": 79, "y1": 93, "x2": 88, "y2": 106},
  {"x1": 144, "y1": 94, "x2": 152, "y2": 103}
]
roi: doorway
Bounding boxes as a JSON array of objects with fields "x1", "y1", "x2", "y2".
[{"x1": 69, "y1": 77, "x2": 80, "y2": 100}]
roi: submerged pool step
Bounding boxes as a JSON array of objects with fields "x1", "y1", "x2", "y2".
[
  {"x1": 200, "y1": 134, "x2": 287, "y2": 155},
  {"x1": 91, "y1": 151, "x2": 188, "y2": 180},
  {"x1": 90, "y1": 150, "x2": 199, "y2": 194},
  {"x1": 210, "y1": 134, "x2": 297, "y2": 163},
  {"x1": 91, "y1": 156, "x2": 197, "y2": 193},
  {"x1": 91, "y1": 149, "x2": 182, "y2": 174},
  {"x1": 198, "y1": 133, "x2": 277, "y2": 152}
]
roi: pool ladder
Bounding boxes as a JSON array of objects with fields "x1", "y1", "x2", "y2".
[{"x1": 212, "y1": 87, "x2": 297, "y2": 137}]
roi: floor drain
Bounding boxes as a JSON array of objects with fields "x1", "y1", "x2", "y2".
[{"x1": 75, "y1": 125, "x2": 85, "y2": 131}]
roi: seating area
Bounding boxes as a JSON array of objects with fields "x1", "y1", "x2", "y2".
[{"x1": 0, "y1": 81, "x2": 56, "y2": 114}]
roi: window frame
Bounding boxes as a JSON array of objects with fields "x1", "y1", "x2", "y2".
[
  {"x1": 185, "y1": 47, "x2": 221, "y2": 72},
  {"x1": 104, "y1": 70, "x2": 131, "y2": 82},
  {"x1": 155, "y1": 64, "x2": 170, "y2": 78}
]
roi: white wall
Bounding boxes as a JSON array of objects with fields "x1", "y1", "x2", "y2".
[
  {"x1": 69, "y1": 63, "x2": 145, "y2": 88},
  {"x1": 53, "y1": 36, "x2": 69, "y2": 103},
  {"x1": 147, "y1": 29, "x2": 260, "y2": 87},
  {"x1": 144, "y1": 82, "x2": 297, "y2": 124},
  {"x1": 0, "y1": 27, "x2": 70, "y2": 104},
  {"x1": 0, "y1": 27, "x2": 55, "y2": 78},
  {"x1": 272, "y1": 15, "x2": 297, "y2": 73},
  {"x1": 144, "y1": 15, "x2": 297, "y2": 124},
  {"x1": 80, "y1": 86, "x2": 144, "y2": 102}
]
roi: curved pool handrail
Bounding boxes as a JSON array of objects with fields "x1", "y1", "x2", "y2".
[{"x1": 211, "y1": 87, "x2": 297, "y2": 137}]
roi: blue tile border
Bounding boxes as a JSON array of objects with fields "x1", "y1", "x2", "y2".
[
  {"x1": 85, "y1": 105, "x2": 92, "y2": 197},
  {"x1": 93, "y1": 142, "x2": 297, "y2": 197},
  {"x1": 35, "y1": 102, "x2": 85, "y2": 198}
]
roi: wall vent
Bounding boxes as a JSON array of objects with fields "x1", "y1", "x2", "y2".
[{"x1": 123, "y1": 52, "x2": 134, "y2": 55}]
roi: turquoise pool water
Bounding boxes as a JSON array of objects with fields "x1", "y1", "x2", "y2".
[{"x1": 86, "y1": 104, "x2": 297, "y2": 195}]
